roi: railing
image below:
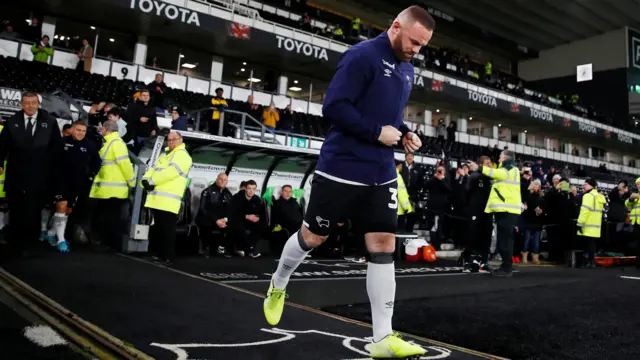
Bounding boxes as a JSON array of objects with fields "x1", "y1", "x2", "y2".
[{"x1": 190, "y1": 107, "x2": 282, "y2": 145}]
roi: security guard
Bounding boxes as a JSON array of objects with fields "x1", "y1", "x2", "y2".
[
  {"x1": 89, "y1": 120, "x2": 135, "y2": 250},
  {"x1": 141, "y1": 131, "x2": 192, "y2": 264},
  {"x1": 210, "y1": 88, "x2": 228, "y2": 135},
  {"x1": 395, "y1": 161, "x2": 413, "y2": 230},
  {"x1": 468, "y1": 150, "x2": 521, "y2": 276},
  {"x1": 625, "y1": 177, "x2": 640, "y2": 269},
  {"x1": 577, "y1": 178, "x2": 606, "y2": 268}
]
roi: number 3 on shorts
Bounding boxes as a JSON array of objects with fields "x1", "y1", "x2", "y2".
[{"x1": 388, "y1": 188, "x2": 398, "y2": 209}]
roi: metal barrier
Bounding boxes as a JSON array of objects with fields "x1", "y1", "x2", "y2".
[
  {"x1": 190, "y1": 107, "x2": 281, "y2": 144},
  {"x1": 123, "y1": 145, "x2": 157, "y2": 253}
]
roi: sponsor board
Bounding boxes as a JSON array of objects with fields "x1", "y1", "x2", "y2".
[
  {"x1": 467, "y1": 90, "x2": 497, "y2": 107},
  {"x1": 0, "y1": 87, "x2": 21, "y2": 112},
  {"x1": 529, "y1": 108, "x2": 554, "y2": 122},
  {"x1": 275, "y1": 35, "x2": 329, "y2": 61},
  {"x1": 130, "y1": 0, "x2": 200, "y2": 26},
  {"x1": 577, "y1": 122, "x2": 598, "y2": 134}
]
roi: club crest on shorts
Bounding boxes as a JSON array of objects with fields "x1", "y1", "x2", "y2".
[{"x1": 316, "y1": 216, "x2": 330, "y2": 228}]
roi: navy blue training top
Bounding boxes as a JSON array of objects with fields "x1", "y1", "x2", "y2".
[{"x1": 316, "y1": 32, "x2": 413, "y2": 185}]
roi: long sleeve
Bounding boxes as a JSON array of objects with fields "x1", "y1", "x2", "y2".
[
  {"x1": 481, "y1": 166, "x2": 510, "y2": 180},
  {"x1": 113, "y1": 141, "x2": 135, "y2": 187},
  {"x1": 322, "y1": 48, "x2": 382, "y2": 143}
]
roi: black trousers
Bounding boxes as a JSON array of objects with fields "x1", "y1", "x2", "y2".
[
  {"x1": 7, "y1": 191, "x2": 45, "y2": 254},
  {"x1": 634, "y1": 225, "x2": 640, "y2": 268},
  {"x1": 452, "y1": 212, "x2": 469, "y2": 249},
  {"x1": 151, "y1": 209, "x2": 178, "y2": 262},
  {"x1": 426, "y1": 211, "x2": 445, "y2": 250},
  {"x1": 463, "y1": 212, "x2": 493, "y2": 263},
  {"x1": 228, "y1": 224, "x2": 260, "y2": 252},
  {"x1": 495, "y1": 212, "x2": 518, "y2": 270},
  {"x1": 90, "y1": 198, "x2": 127, "y2": 251},
  {"x1": 200, "y1": 225, "x2": 227, "y2": 255}
]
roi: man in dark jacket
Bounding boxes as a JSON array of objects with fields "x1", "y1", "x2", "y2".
[
  {"x1": 450, "y1": 163, "x2": 468, "y2": 249},
  {"x1": 147, "y1": 74, "x2": 167, "y2": 109},
  {"x1": 461, "y1": 156, "x2": 493, "y2": 271},
  {"x1": 196, "y1": 173, "x2": 233, "y2": 256},
  {"x1": 227, "y1": 180, "x2": 265, "y2": 258},
  {"x1": 425, "y1": 165, "x2": 451, "y2": 250},
  {"x1": 170, "y1": 106, "x2": 189, "y2": 131},
  {"x1": 124, "y1": 89, "x2": 158, "y2": 153},
  {"x1": 401, "y1": 152, "x2": 423, "y2": 232},
  {"x1": 270, "y1": 185, "x2": 303, "y2": 255},
  {"x1": 607, "y1": 181, "x2": 630, "y2": 251},
  {"x1": 0, "y1": 92, "x2": 64, "y2": 255}
]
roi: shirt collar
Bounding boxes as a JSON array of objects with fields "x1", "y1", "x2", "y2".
[
  {"x1": 24, "y1": 111, "x2": 38, "y2": 121},
  {"x1": 376, "y1": 31, "x2": 400, "y2": 64}
]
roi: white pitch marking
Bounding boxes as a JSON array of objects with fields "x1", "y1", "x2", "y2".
[
  {"x1": 22, "y1": 325, "x2": 68, "y2": 347},
  {"x1": 151, "y1": 328, "x2": 452, "y2": 360},
  {"x1": 620, "y1": 276, "x2": 640, "y2": 280}
]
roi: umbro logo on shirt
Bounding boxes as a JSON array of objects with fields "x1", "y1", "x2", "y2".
[{"x1": 382, "y1": 59, "x2": 395, "y2": 69}]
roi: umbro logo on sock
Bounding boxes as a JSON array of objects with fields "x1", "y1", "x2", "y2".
[
  {"x1": 385, "y1": 301, "x2": 394, "y2": 309},
  {"x1": 282, "y1": 264, "x2": 292, "y2": 270}
]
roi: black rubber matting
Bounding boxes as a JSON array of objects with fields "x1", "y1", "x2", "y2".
[
  {"x1": 3, "y1": 253, "x2": 494, "y2": 360},
  {"x1": 324, "y1": 268, "x2": 640, "y2": 360},
  {"x1": 171, "y1": 256, "x2": 462, "y2": 283}
]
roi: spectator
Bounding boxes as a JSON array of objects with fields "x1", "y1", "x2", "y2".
[
  {"x1": 31, "y1": 35, "x2": 53, "y2": 64},
  {"x1": 227, "y1": 179, "x2": 264, "y2": 258},
  {"x1": 451, "y1": 163, "x2": 468, "y2": 249},
  {"x1": 278, "y1": 104, "x2": 293, "y2": 132},
  {"x1": 401, "y1": 152, "x2": 422, "y2": 232},
  {"x1": 24, "y1": 17, "x2": 40, "y2": 43},
  {"x1": 170, "y1": 106, "x2": 188, "y2": 131},
  {"x1": 61, "y1": 123, "x2": 73, "y2": 136},
  {"x1": 435, "y1": 121, "x2": 446, "y2": 144},
  {"x1": 521, "y1": 179, "x2": 545, "y2": 264},
  {"x1": 124, "y1": 89, "x2": 158, "y2": 153},
  {"x1": 210, "y1": 87, "x2": 228, "y2": 135},
  {"x1": 607, "y1": 181, "x2": 630, "y2": 251},
  {"x1": 0, "y1": 92, "x2": 64, "y2": 257},
  {"x1": 242, "y1": 95, "x2": 262, "y2": 120},
  {"x1": 270, "y1": 184, "x2": 303, "y2": 256},
  {"x1": 446, "y1": 121, "x2": 456, "y2": 144},
  {"x1": 106, "y1": 107, "x2": 129, "y2": 138},
  {"x1": 0, "y1": 23, "x2": 19, "y2": 39},
  {"x1": 88, "y1": 120, "x2": 135, "y2": 251},
  {"x1": 76, "y1": 38, "x2": 93, "y2": 72},
  {"x1": 262, "y1": 102, "x2": 280, "y2": 130},
  {"x1": 196, "y1": 172, "x2": 233, "y2": 257},
  {"x1": 141, "y1": 131, "x2": 193, "y2": 265},
  {"x1": 87, "y1": 99, "x2": 107, "y2": 126},
  {"x1": 147, "y1": 73, "x2": 167, "y2": 109}
]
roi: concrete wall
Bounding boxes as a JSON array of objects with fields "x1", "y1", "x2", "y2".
[{"x1": 519, "y1": 28, "x2": 627, "y2": 81}]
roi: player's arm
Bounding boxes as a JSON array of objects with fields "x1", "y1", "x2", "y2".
[{"x1": 322, "y1": 49, "x2": 382, "y2": 143}]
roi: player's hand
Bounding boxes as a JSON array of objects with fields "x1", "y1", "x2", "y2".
[
  {"x1": 402, "y1": 132, "x2": 422, "y2": 153},
  {"x1": 215, "y1": 218, "x2": 227, "y2": 228},
  {"x1": 378, "y1": 126, "x2": 402, "y2": 146}
]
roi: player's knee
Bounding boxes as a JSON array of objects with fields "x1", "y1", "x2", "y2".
[
  {"x1": 300, "y1": 225, "x2": 327, "y2": 249},
  {"x1": 369, "y1": 252, "x2": 394, "y2": 264}
]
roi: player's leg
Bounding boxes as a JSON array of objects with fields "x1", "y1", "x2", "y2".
[
  {"x1": 362, "y1": 182, "x2": 425, "y2": 358},
  {"x1": 264, "y1": 175, "x2": 352, "y2": 326},
  {"x1": 50, "y1": 200, "x2": 70, "y2": 252},
  {"x1": 40, "y1": 206, "x2": 53, "y2": 242}
]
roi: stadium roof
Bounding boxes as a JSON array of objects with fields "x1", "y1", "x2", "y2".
[{"x1": 419, "y1": 0, "x2": 640, "y2": 50}]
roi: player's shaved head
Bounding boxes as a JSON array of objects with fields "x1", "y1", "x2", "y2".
[{"x1": 388, "y1": 6, "x2": 435, "y2": 62}]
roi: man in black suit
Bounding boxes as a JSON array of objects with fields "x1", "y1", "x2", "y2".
[{"x1": 0, "y1": 92, "x2": 64, "y2": 256}]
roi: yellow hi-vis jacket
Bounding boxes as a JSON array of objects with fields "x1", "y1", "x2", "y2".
[
  {"x1": 577, "y1": 189, "x2": 606, "y2": 237},
  {"x1": 625, "y1": 194, "x2": 640, "y2": 225},
  {"x1": 90, "y1": 132, "x2": 135, "y2": 199},
  {"x1": 142, "y1": 143, "x2": 192, "y2": 215},
  {"x1": 211, "y1": 97, "x2": 228, "y2": 120},
  {"x1": 482, "y1": 164, "x2": 522, "y2": 215},
  {"x1": 397, "y1": 169, "x2": 413, "y2": 215}
]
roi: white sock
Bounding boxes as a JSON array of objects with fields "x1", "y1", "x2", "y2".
[
  {"x1": 0, "y1": 212, "x2": 5, "y2": 230},
  {"x1": 367, "y1": 262, "x2": 396, "y2": 342},
  {"x1": 272, "y1": 231, "x2": 311, "y2": 289},
  {"x1": 41, "y1": 208, "x2": 52, "y2": 232},
  {"x1": 53, "y1": 213, "x2": 68, "y2": 243}
]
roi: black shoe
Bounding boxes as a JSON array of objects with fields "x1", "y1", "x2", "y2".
[
  {"x1": 248, "y1": 251, "x2": 261, "y2": 259},
  {"x1": 491, "y1": 268, "x2": 513, "y2": 277}
]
